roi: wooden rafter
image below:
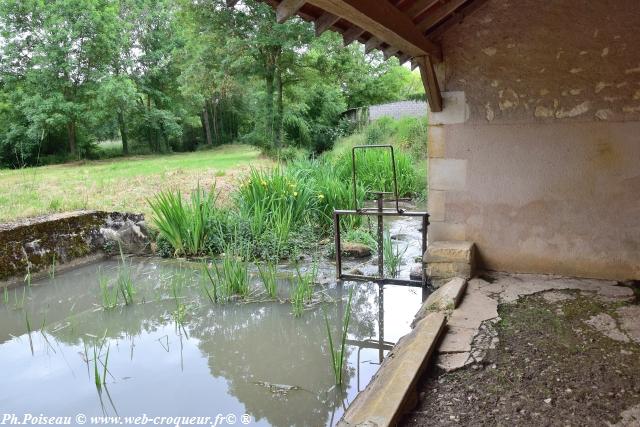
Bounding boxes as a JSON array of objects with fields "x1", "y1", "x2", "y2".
[
  {"x1": 364, "y1": 37, "x2": 382, "y2": 54},
  {"x1": 417, "y1": 55, "x2": 443, "y2": 112},
  {"x1": 276, "y1": 0, "x2": 307, "y2": 23},
  {"x1": 342, "y1": 26, "x2": 365, "y2": 46},
  {"x1": 383, "y1": 46, "x2": 400, "y2": 60},
  {"x1": 397, "y1": 53, "x2": 411, "y2": 65},
  {"x1": 426, "y1": 0, "x2": 488, "y2": 38},
  {"x1": 404, "y1": 0, "x2": 440, "y2": 18},
  {"x1": 307, "y1": 0, "x2": 442, "y2": 61},
  {"x1": 417, "y1": 0, "x2": 468, "y2": 32},
  {"x1": 314, "y1": 11, "x2": 340, "y2": 35}
]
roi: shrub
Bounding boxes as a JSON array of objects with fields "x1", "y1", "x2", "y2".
[{"x1": 392, "y1": 117, "x2": 428, "y2": 160}]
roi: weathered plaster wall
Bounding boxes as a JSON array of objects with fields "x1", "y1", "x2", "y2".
[{"x1": 428, "y1": 0, "x2": 640, "y2": 280}]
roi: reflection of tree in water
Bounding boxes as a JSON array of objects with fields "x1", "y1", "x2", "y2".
[
  {"x1": 186, "y1": 283, "x2": 380, "y2": 427},
  {"x1": 48, "y1": 299, "x2": 177, "y2": 346},
  {"x1": 19, "y1": 262, "x2": 387, "y2": 427}
]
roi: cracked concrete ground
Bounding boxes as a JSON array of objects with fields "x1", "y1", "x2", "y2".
[
  {"x1": 434, "y1": 272, "x2": 636, "y2": 373},
  {"x1": 404, "y1": 273, "x2": 640, "y2": 426}
]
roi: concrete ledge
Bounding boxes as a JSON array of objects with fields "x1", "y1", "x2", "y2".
[
  {"x1": 339, "y1": 312, "x2": 446, "y2": 427},
  {"x1": 0, "y1": 210, "x2": 148, "y2": 282},
  {"x1": 412, "y1": 278, "x2": 468, "y2": 327}
]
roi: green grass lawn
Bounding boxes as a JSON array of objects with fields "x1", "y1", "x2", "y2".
[{"x1": 0, "y1": 144, "x2": 267, "y2": 223}]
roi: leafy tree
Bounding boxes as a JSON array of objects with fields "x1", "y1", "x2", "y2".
[
  {"x1": 1, "y1": 0, "x2": 120, "y2": 157},
  {"x1": 0, "y1": 0, "x2": 426, "y2": 166}
]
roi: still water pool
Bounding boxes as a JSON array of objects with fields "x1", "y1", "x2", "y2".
[{"x1": 0, "y1": 255, "x2": 424, "y2": 426}]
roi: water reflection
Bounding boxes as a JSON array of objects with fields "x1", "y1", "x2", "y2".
[{"x1": 0, "y1": 257, "x2": 424, "y2": 426}]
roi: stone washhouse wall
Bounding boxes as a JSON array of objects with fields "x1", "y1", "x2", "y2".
[
  {"x1": 0, "y1": 211, "x2": 149, "y2": 283},
  {"x1": 426, "y1": 0, "x2": 640, "y2": 280}
]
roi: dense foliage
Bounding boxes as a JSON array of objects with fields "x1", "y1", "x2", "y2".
[
  {"x1": 0, "y1": 0, "x2": 424, "y2": 168},
  {"x1": 150, "y1": 118, "x2": 427, "y2": 261}
]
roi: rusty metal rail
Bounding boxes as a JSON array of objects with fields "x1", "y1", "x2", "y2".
[{"x1": 334, "y1": 145, "x2": 429, "y2": 288}]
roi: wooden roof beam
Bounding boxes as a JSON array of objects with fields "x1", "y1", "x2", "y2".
[
  {"x1": 314, "y1": 11, "x2": 341, "y2": 35},
  {"x1": 417, "y1": 0, "x2": 468, "y2": 32},
  {"x1": 276, "y1": 0, "x2": 307, "y2": 24},
  {"x1": 307, "y1": 0, "x2": 442, "y2": 61},
  {"x1": 417, "y1": 56, "x2": 442, "y2": 112}
]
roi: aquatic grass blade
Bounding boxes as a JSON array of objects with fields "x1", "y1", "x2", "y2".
[{"x1": 323, "y1": 287, "x2": 354, "y2": 385}]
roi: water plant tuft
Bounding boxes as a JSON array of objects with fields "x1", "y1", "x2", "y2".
[
  {"x1": 257, "y1": 262, "x2": 278, "y2": 299},
  {"x1": 170, "y1": 272, "x2": 188, "y2": 326},
  {"x1": 323, "y1": 287, "x2": 354, "y2": 386},
  {"x1": 116, "y1": 250, "x2": 135, "y2": 305},
  {"x1": 207, "y1": 249, "x2": 250, "y2": 301},
  {"x1": 98, "y1": 268, "x2": 119, "y2": 309},
  {"x1": 201, "y1": 263, "x2": 219, "y2": 304},
  {"x1": 383, "y1": 231, "x2": 406, "y2": 278},
  {"x1": 291, "y1": 261, "x2": 318, "y2": 317}
]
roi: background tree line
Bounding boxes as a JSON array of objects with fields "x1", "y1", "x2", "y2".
[{"x1": 0, "y1": 0, "x2": 423, "y2": 168}]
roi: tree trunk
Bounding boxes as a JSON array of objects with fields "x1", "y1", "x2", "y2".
[
  {"x1": 274, "y1": 63, "x2": 284, "y2": 150},
  {"x1": 117, "y1": 111, "x2": 129, "y2": 155},
  {"x1": 210, "y1": 99, "x2": 220, "y2": 145},
  {"x1": 202, "y1": 106, "x2": 213, "y2": 145},
  {"x1": 147, "y1": 95, "x2": 154, "y2": 151},
  {"x1": 67, "y1": 121, "x2": 77, "y2": 157},
  {"x1": 264, "y1": 58, "x2": 276, "y2": 145}
]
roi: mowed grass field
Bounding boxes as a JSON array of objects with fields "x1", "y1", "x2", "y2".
[{"x1": 0, "y1": 145, "x2": 269, "y2": 224}]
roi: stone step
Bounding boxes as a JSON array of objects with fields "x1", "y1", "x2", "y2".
[
  {"x1": 424, "y1": 240, "x2": 475, "y2": 264},
  {"x1": 426, "y1": 262, "x2": 472, "y2": 279}
]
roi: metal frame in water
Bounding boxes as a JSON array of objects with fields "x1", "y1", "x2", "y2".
[{"x1": 333, "y1": 144, "x2": 429, "y2": 288}]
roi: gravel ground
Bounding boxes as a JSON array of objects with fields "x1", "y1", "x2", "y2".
[{"x1": 403, "y1": 290, "x2": 640, "y2": 426}]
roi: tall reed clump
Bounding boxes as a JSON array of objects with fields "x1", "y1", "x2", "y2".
[
  {"x1": 293, "y1": 157, "x2": 366, "y2": 232},
  {"x1": 236, "y1": 167, "x2": 315, "y2": 251},
  {"x1": 257, "y1": 262, "x2": 278, "y2": 299},
  {"x1": 383, "y1": 231, "x2": 406, "y2": 277},
  {"x1": 323, "y1": 287, "x2": 354, "y2": 386},
  {"x1": 148, "y1": 184, "x2": 218, "y2": 257},
  {"x1": 333, "y1": 143, "x2": 421, "y2": 198},
  {"x1": 291, "y1": 261, "x2": 317, "y2": 317}
]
